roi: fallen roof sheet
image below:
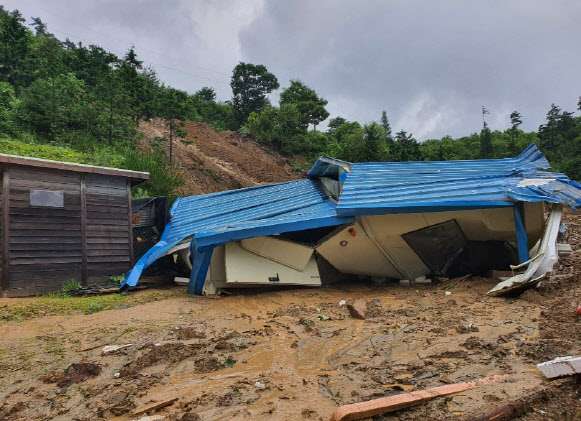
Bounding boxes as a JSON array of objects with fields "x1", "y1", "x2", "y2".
[
  {"x1": 122, "y1": 179, "x2": 353, "y2": 287},
  {"x1": 337, "y1": 145, "x2": 581, "y2": 216}
]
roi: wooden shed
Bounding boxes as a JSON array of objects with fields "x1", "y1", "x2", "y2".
[{"x1": 0, "y1": 154, "x2": 149, "y2": 297}]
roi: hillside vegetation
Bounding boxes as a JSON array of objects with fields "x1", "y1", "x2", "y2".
[{"x1": 1, "y1": 6, "x2": 581, "y2": 205}]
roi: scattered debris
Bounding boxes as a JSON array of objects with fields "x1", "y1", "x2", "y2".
[
  {"x1": 330, "y1": 375, "x2": 509, "y2": 421},
  {"x1": 346, "y1": 299, "x2": 367, "y2": 320},
  {"x1": 414, "y1": 276, "x2": 431, "y2": 284},
  {"x1": 132, "y1": 415, "x2": 166, "y2": 421},
  {"x1": 442, "y1": 274, "x2": 472, "y2": 290},
  {"x1": 558, "y1": 243, "x2": 573, "y2": 257},
  {"x1": 132, "y1": 396, "x2": 178, "y2": 417},
  {"x1": 174, "y1": 277, "x2": 189, "y2": 286},
  {"x1": 41, "y1": 362, "x2": 101, "y2": 388},
  {"x1": 537, "y1": 356, "x2": 581, "y2": 378},
  {"x1": 488, "y1": 205, "x2": 563, "y2": 296},
  {"x1": 445, "y1": 291, "x2": 452, "y2": 296},
  {"x1": 102, "y1": 344, "x2": 133, "y2": 354},
  {"x1": 254, "y1": 381, "x2": 266, "y2": 390}
]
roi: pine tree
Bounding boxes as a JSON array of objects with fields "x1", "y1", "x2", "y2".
[
  {"x1": 380, "y1": 110, "x2": 392, "y2": 138},
  {"x1": 508, "y1": 111, "x2": 522, "y2": 156},
  {"x1": 480, "y1": 122, "x2": 493, "y2": 158}
]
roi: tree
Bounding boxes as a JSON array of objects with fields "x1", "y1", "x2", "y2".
[
  {"x1": 508, "y1": 111, "x2": 523, "y2": 156},
  {"x1": 480, "y1": 122, "x2": 493, "y2": 158},
  {"x1": 279, "y1": 79, "x2": 329, "y2": 130},
  {"x1": 247, "y1": 104, "x2": 308, "y2": 155},
  {"x1": 230, "y1": 62, "x2": 279, "y2": 126},
  {"x1": 0, "y1": 81, "x2": 17, "y2": 133},
  {"x1": 510, "y1": 111, "x2": 522, "y2": 131},
  {"x1": 538, "y1": 104, "x2": 562, "y2": 151},
  {"x1": 327, "y1": 116, "x2": 346, "y2": 137},
  {"x1": 30, "y1": 17, "x2": 48, "y2": 36},
  {"x1": 94, "y1": 64, "x2": 133, "y2": 146},
  {"x1": 394, "y1": 130, "x2": 421, "y2": 162},
  {"x1": 578, "y1": 96, "x2": 581, "y2": 112},
  {"x1": 360, "y1": 123, "x2": 386, "y2": 162},
  {"x1": 17, "y1": 73, "x2": 89, "y2": 140},
  {"x1": 381, "y1": 110, "x2": 392, "y2": 138},
  {"x1": 195, "y1": 86, "x2": 216, "y2": 102},
  {"x1": 158, "y1": 87, "x2": 189, "y2": 163},
  {"x1": 0, "y1": 8, "x2": 36, "y2": 96}
]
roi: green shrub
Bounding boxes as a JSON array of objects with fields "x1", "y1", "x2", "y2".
[{"x1": 121, "y1": 149, "x2": 184, "y2": 202}]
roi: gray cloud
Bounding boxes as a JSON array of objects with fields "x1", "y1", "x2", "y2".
[{"x1": 4, "y1": 0, "x2": 581, "y2": 139}]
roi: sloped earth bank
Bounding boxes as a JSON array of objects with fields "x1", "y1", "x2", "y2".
[
  {"x1": 0, "y1": 210, "x2": 580, "y2": 420},
  {"x1": 137, "y1": 119, "x2": 302, "y2": 196}
]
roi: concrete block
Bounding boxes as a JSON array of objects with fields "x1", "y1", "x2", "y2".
[{"x1": 537, "y1": 356, "x2": 581, "y2": 378}]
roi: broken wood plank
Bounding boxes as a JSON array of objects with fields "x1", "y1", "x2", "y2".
[
  {"x1": 537, "y1": 356, "x2": 581, "y2": 378},
  {"x1": 330, "y1": 375, "x2": 508, "y2": 421},
  {"x1": 461, "y1": 401, "x2": 525, "y2": 421},
  {"x1": 132, "y1": 396, "x2": 178, "y2": 416},
  {"x1": 441, "y1": 274, "x2": 471, "y2": 290}
]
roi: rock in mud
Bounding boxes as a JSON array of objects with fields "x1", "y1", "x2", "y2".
[
  {"x1": 41, "y1": 362, "x2": 101, "y2": 388},
  {"x1": 347, "y1": 299, "x2": 367, "y2": 320}
]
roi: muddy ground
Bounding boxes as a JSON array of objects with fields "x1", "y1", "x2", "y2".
[{"x1": 1, "y1": 210, "x2": 581, "y2": 421}]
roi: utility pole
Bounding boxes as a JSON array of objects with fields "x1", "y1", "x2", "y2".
[{"x1": 482, "y1": 106, "x2": 490, "y2": 126}]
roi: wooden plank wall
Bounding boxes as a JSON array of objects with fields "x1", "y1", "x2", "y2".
[
  {"x1": 2, "y1": 169, "x2": 133, "y2": 297},
  {"x1": 7, "y1": 168, "x2": 83, "y2": 296},
  {"x1": 85, "y1": 174, "x2": 132, "y2": 284},
  {"x1": 0, "y1": 170, "x2": 4, "y2": 290}
]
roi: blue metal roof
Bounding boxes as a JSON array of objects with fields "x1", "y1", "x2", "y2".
[
  {"x1": 122, "y1": 179, "x2": 354, "y2": 287},
  {"x1": 336, "y1": 144, "x2": 581, "y2": 216},
  {"x1": 123, "y1": 144, "x2": 581, "y2": 290}
]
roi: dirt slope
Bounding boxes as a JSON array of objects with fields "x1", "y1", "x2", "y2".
[{"x1": 138, "y1": 119, "x2": 303, "y2": 196}]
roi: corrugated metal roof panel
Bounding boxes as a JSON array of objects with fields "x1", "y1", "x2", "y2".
[
  {"x1": 336, "y1": 145, "x2": 581, "y2": 216},
  {"x1": 123, "y1": 179, "x2": 353, "y2": 287}
]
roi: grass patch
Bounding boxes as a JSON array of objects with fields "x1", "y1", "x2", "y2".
[
  {"x1": 0, "y1": 137, "x2": 90, "y2": 163},
  {"x1": 0, "y1": 290, "x2": 188, "y2": 322}
]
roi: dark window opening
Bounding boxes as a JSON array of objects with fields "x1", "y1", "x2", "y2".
[
  {"x1": 403, "y1": 220, "x2": 518, "y2": 277},
  {"x1": 276, "y1": 225, "x2": 342, "y2": 246}
]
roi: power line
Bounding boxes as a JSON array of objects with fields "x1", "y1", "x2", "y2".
[
  {"x1": 18, "y1": 0, "x2": 232, "y2": 78},
  {"x1": 48, "y1": 26, "x2": 230, "y2": 87}
]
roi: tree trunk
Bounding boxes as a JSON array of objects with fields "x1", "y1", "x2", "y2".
[
  {"x1": 51, "y1": 77, "x2": 56, "y2": 142},
  {"x1": 169, "y1": 119, "x2": 173, "y2": 164}
]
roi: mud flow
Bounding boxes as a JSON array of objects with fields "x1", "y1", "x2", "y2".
[{"x1": 1, "y1": 210, "x2": 581, "y2": 420}]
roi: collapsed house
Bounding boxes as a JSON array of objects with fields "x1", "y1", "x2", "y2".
[{"x1": 122, "y1": 145, "x2": 581, "y2": 296}]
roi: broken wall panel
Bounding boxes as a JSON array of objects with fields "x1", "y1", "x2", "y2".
[
  {"x1": 315, "y1": 222, "x2": 401, "y2": 279},
  {"x1": 202, "y1": 241, "x2": 321, "y2": 293}
]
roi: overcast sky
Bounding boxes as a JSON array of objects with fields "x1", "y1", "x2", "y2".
[{"x1": 3, "y1": 0, "x2": 581, "y2": 140}]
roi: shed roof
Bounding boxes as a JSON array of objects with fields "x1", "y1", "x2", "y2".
[
  {"x1": 337, "y1": 144, "x2": 581, "y2": 216},
  {"x1": 0, "y1": 153, "x2": 149, "y2": 182}
]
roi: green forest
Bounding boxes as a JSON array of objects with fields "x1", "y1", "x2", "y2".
[{"x1": 1, "y1": 7, "x2": 581, "y2": 201}]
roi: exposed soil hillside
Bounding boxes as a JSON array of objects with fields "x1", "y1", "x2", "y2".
[{"x1": 138, "y1": 119, "x2": 304, "y2": 197}]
